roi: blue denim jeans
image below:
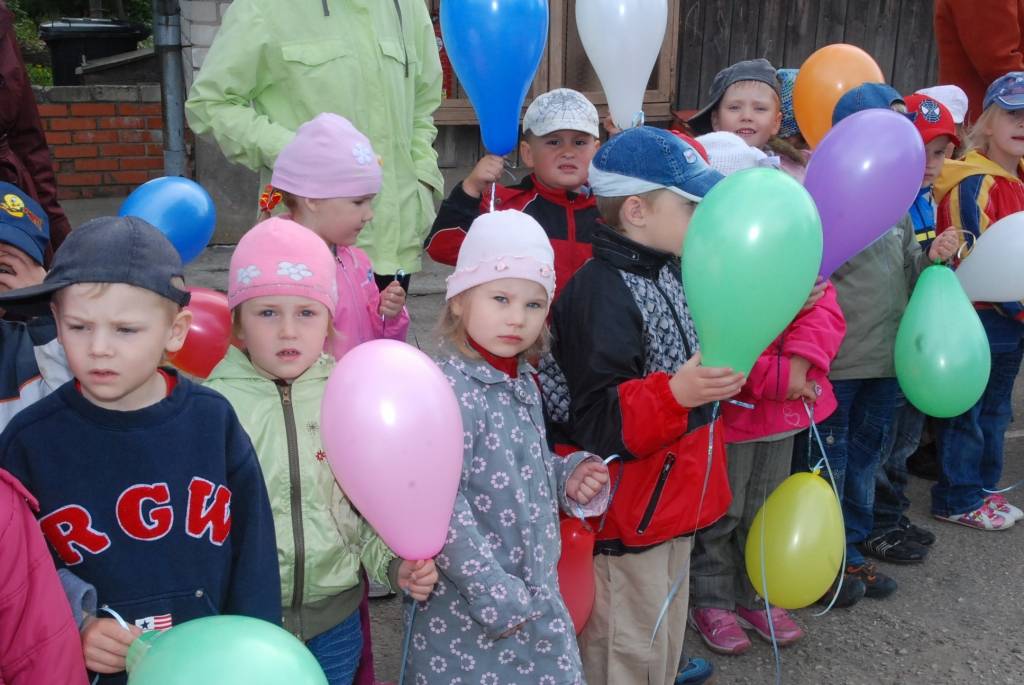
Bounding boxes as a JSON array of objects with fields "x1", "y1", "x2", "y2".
[
  {"x1": 307, "y1": 610, "x2": 364, "y2": 685},
  {"x1": 796, "y1": 378, "x2": 902, "y2": 565},
  {"x1": 932, "y1": 340, "x2": 1024, "y2": 517},
  {"x1": 872, "y1": 398, "x2": 925, "y2": 535}
]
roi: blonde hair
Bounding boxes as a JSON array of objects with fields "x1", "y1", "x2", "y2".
[
  {"x1": 53, "y1": 280, "x2": 184, "y2": 322},
  {"x1": 964, "y1": 105, "x2": 1003, "y2": 155},
  {"x1": 596, "y1": 189, "x2": 677, "y2": 233},
  {"x1": 436, "y1": 295, "x2": 550, "y2": 361}
]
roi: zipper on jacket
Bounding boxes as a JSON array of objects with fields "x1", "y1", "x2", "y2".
[
  {"x1": 566, "y1": 195, "x2": 577, "y2": 244},
  {"x1": 278, "y1": 383, "x2": 306, "y2": 636},
  {"x1": 652, "y1": 280, "x2": 694, "y2": 359},
  {"x1": 392, "y1": 0, "x2": 410, "y2": 77},
  {"x1": 637, "y1": 452, "x2": 676, "y2": 535}
]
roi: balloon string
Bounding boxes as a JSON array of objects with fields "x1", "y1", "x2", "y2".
[
  {"x1": 759, "y1": 474, "x2": 783, "y2": 685},
  {"x1": 572, "y1": 454, "x2": 622, "y2": 533},
  {"x1": 398, "y1": 596, "x2": 416, "y2": 685},
  {"x1": 803, "y1": 400, "x2": 848, "y2": 618},
  {"x1": 952, "y1": 228, "x2": 977, "y2": 262},
  {"x1": 596, "y1": 454, "x2": 624, "y2": 534},
  {"x1": 650, "y1": 401, "x2": 719, "y2": 645},
  {"x1": 984, "y1": 481, "x2": 1024, "y2": 495},
  {"x1": 489, "y1": 181, "x2": 497, "y2": 213}
]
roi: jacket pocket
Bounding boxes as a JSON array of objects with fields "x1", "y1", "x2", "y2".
[
  {"x1": 636, "y1": 452, "x2": 675, "y2": 535},
  {"x1": 108, "y1": 587, "x2": 219, "y2": 631},
  {"x1": 378, "y1": 38, "x2": 417, "y2": 67},
  {"x1": 280, "y1": 40, "x2": 351, "y2": 68}
]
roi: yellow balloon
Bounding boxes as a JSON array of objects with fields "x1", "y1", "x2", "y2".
[{"x1": 745, "y1": 471, "x2": 844, "y2": 609}]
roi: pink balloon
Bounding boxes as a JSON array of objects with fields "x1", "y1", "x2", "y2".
[
  {"x1": 804, "y1": 109, "x2": 925, "y2": 278},
  {"x1": 321, "y1": 340, "x2": 463, "y2": 560}
]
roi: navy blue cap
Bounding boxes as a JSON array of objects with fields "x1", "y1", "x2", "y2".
[
  {"x1": 832, "y1": 83, "x2": 904, "y2": 125},
  {"x1": 0, "y1": 183, "x2": 49, "y2": 265},
  {"x1": 984, "y1": 72, "x2": 1024, "y2": 111},
  {"x1": 0, "y1": 215, "x2": 190, "y2": 315}
]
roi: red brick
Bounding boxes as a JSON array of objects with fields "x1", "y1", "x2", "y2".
[
  {"x1": 49, "y1": 118, "x2": 97, "y2": 131},
  {"x1": 120, "y1": 157, "x2": 164, "y2": 170},
  {"x1": 57, "y1": 160, "x2": 76, "y2": 174},
  {"x1": 60, "y1": 172, "x2": 103, "y2": 186},
  {"x1": 100, "y1": 143, "x2": 146, "y2": 157},
  {"x1": 44, "y1": 131, "x2": 72, "y2": 145},
  {"x1": 53, "y1": 145, "x2": 99, "y2": 159},
  {"x1": 98, "y1": 117, "x2": 145, "y2": 129},
  {"x1": 118, "y1": 129, "x2": 160, "y2": 143},
  {"x1": 57, "y1": 187, "x2": 82, "y2": 200},
  {"x1": 107, "y1": 170, "x2": 149, "y2": 185},
  {"x1": 146, "y1": 117, "x2": 164, "y2": 129},
  {"x1": 37, "y1": 104, "x2": 68, "y2": 117},
  {"x1": 118, "y1": 103, "x2": 162, "y2": 116},
  {"x1": 73, "y1": 130, "x2": 119, "y2": 144},
  {"x1": 71, "y1": 103, "x2": 116, "y2": 117},
  {"x1": 76, "y1": 158, "x2": 120, "y2": 172},
  {"x1": 146, "y1": 144, "x2": 164, "y2": 156}
]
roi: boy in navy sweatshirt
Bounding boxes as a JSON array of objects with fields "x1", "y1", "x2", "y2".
[{"x1": 0, "y1": 216, "x2": 280, "y2": 685}]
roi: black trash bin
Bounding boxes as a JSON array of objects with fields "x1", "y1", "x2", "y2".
[{"x1": 39, "y1": 18, "x2": 150, "y2": 86}]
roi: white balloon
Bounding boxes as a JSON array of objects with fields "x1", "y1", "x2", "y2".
[
  {"x1": 576, "y1": 0, "x2": 668, "y2": 130},
  {"x1": 955, "y1": 212, "x2": 1024, "y2": 302}
]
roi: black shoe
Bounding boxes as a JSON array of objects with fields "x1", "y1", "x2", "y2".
[
  {"x1": 906, "y1": 443, "x2": 940, "y2": 480},
  {"x1": 859, "y1": 529, "x2": 929, "y2": 564},
  {"x1": 847, "y1": 562, "x2": 897, "y2": 599},
  {"x1": 816, "y1": 572, "x2": 867, "y2": 608},
  {"x1": 898, "y1": 517, "x2": 937, "y2": 546}
]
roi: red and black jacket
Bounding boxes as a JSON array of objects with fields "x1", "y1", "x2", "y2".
[
  {"x1": 424, "y1": 174, "x2": 600, "y2": 298},
  {"x1": 546, "y1": 226, "x2": 731, "y2": 555}
]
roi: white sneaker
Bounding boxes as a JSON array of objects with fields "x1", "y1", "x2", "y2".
[
  {"x1": 934, "y1": 505, "x2": 1014, "y2": 531},
  {"x1": 985, "y1": 494, "x2": 1024, "y2": 522}
]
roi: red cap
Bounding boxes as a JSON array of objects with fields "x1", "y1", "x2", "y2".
[
  {"x1": 670, "y1": 131, "x2": 710, "y2": 163},
  {"x1": 904, "y1": 94, "x2": 961, "y2": 148}
]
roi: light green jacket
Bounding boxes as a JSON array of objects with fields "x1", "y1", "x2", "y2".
[
  {"x1": 203, "y1": 347, "x2": 395, "y2": 640},
  {"x1": 185, "y1": 0, "x2": 444, "y2": 274}
]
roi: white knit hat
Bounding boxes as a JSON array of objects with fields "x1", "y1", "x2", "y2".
[
  {"x1": 915, "y1": 85, "x2": 969, "y2": 124},
  {"x1": 445, "y1": 210, "x2": 555, "y2": 301},
  {"x1": 523, "y1": 88, "x2": 600, "y2": 138},
  {"x1": 696, "y1": 131, "x2": 768, "y2": 176}
]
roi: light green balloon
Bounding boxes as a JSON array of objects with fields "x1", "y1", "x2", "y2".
[
  {"x1": 682, "y1": 168, "x2": 823, "y2": 375},
  {"x1": 895, "y1": 265, "x2": 991, "y2": 418},
  {"x1": 127, "y1": 615, "x2": 328, "y2": 685}
]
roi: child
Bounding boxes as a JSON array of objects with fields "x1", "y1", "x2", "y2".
[
  {"x1": 261, "y1": 113, "x2": 410, "y2": 360},
  {"x1": 776, "y1": 68, "x2": 807, "y2": 151},
  {"x1": 424, "y1": 88, "x2": 602, "y2": 297},
  {"x1": 930, "y1": 72, "x2": 1024, "y2": 530},
  {"x1": 868, "y1": 94, "x2": 961, "y2": 557},
  {"x1": 795, "y1": 85, "x2": 959, "y2": 602},
  {"x1": 407, "y1": 209, "x2": 610, "y2": 683},
  {"x1": 0, "y1": 216, "x2": 281, "y2": 685},
  {"x1": 688, "y1": 58, "x2": 808, "y2": 182},
  {"x1": 685, "y1": 134, "x2": 846, "y2": 654},
  {"x1": 548, "y1": 127, "x2": 744, "y2": 685},
  {"x1": 204, "y1": 217, "x2": 437, "y2": 684}
]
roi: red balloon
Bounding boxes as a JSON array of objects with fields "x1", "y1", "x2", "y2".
[
  {"x1": 167, "y1": 287, "x2": 231, "y2": 379},
  {"x1": 557, "y1": 517, "x2": 596, "y2": 634}
]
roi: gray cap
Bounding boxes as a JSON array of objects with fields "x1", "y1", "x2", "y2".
[
  {"x1": 688, "y1": 58, "x2": 781, "y2": 134},
  {"x1": 522, "y1": 88, "x2": 600, "y2": 138},
  {"x1": 0, "y1": 215, "x2": 190, "y2": 315}
]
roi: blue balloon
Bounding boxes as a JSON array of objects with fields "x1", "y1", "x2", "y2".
[
  {"x1": 441, "y1": 0, "x2": 549, "y2": 155},
  {"x1": 119, "y1": 177, "x2": 216, "y2": 264}
]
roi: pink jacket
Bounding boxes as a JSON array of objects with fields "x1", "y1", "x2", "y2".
[
  {"x1": 0, "y1": 468, "x2": 88, "y2": 685},
  {"x1": 722, "y1": 283, "x2": 846, "y2": 444},
  {"x1": 330, "y1": 245, "x2": 410, "y2": 360}
]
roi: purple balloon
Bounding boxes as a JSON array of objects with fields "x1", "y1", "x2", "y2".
[{"x1": 805, "y1": 109, "x2": 925, "y2": 278}]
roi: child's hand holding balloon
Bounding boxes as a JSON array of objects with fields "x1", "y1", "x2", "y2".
[
  {"x1": 928, "y1": 230, "x2": 960, "y2": 263},
  {"x1": 80, "y1": 616, "x2": 143, "y2": 674},
  {"x1": 398, "y1": 559, "x2": 439, "y2": 602},
  {"x1": 566, "y1": 460, "x2": 610, "y2": 505}
]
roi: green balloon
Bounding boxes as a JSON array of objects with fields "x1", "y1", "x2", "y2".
[
  {"x1": 682, "y1": 168, "x2": 823, "y2": 375},
  {"x1": 127, "y1": 615, "x2": 327, "y2": 685},
  {"x1": 895, "y1": 265, "x2": 991, "y2": 418}
]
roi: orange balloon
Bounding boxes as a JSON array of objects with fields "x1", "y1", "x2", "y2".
[{"x1": 793, "y1": 44, "x2": 885, "y2": 148}]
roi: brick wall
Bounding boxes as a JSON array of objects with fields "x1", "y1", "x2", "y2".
[
  {"x1": 34, "y1": 84, "x2": 169, "y2": 200},
  {"x1": 180, "y1": 0, "x2": 231, "y2": 87}
]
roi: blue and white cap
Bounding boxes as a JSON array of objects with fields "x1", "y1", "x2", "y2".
[{"x1": 983, "y1": 72, "x2": 1024, "y2": 111}]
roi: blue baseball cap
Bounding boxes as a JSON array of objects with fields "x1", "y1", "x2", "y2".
[
  {"x1": 832, "y1": 83, "x2": 904, "y2": 125},
  {"x1": 983, "y1": 72, "x2": 1024, "y2": 111},
  {"x1": 0, "y1": 183, "x2": 49, "y2": 265},
  {"x1": 588, "y1": 126, "x2": 724, "y2": 203}
]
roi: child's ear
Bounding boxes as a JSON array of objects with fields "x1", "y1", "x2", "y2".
[
  {"x1": 519, "y1": 139, "x2": 534, "y2": 169},
  {"x1": 165, "y1": 309, "x2": 193, "y2": 354},
  {"x1": 621, "y1": 195, "x2": 647, "y2": 228},
  {"x1": 710, "y1": 108, "x2": 721, "y2": 132},
  {"x1": 450, "y1": 293, "x2": 465, "y2": 319},
  {"x1": 771, "y1": 109, "x2": 782, "y2": 137},
  {"x1": 49, "y1": 302, "x2": 62, "y2": 339}
]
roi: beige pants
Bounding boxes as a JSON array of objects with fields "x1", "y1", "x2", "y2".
[{"x1": 579, "y1": 537, "x2": 692, "y2": 685}]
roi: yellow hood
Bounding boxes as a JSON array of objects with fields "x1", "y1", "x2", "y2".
[{"x1": 933, "y1": 150, "x2": 1023, "y2": 204}]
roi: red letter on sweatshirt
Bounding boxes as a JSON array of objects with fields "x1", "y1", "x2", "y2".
[
  {"x1": 117, "y1": 483, "x2": 173, "y2": 541},
  {"x1": 39, "y1": 505, "x2": 111, "y2": 565},
  {"x1": 185, "y1": 477, "x2": 232, "y2": 546}
]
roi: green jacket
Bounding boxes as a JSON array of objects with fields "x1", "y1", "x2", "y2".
[
  {"x1": 204, "y1": 347, "x2": 395, "y2": 640},
  {"x1": 185, "y1": 0, "x2": 444, "y2": 274},
  {"x1": 829, "y1": 215, "x2": 931, "y2": 381}
]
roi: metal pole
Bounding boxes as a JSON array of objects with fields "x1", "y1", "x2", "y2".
[{"x1": 152, "y1": 0, "x2": 187, "y2": 177}]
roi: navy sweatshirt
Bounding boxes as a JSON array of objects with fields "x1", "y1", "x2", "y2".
[{"x1": 0, "y1": 372, "x2": 281, "y2": 685}]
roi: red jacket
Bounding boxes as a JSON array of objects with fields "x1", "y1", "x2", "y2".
[
  {"x1": 722, "y1": 283, "x2": 846, "y2": 444},
  {"x1": 0, "y1": 2, "x2": 72, "y2": 264},
  {"x1": 0, "y1": 468, "x2": 88, "y2": 685},
  {"x1": 424, "y1": 174, "x2": 599, "y2": 299},
  {"x1": 935, "y1": 0, "x2": 1024, "y2": 124}
]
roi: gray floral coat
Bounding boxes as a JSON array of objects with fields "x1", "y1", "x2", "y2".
[{"x1": 405, "y1": 351, "x2": 608, "y2": 685}]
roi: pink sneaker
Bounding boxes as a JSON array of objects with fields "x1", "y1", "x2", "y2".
[
  {"x1": 934, "y1": 504, "x2": 1014, "y2": 530},
  {"x1": 688, "y1": 607, "x2": 751, "y2": 655},
  {"x1": 984, "y1": 494, "x2": 1024, "y2": 522},
  {"x1": 735, "y1": 605, "x2": 805, "y2": 646}
]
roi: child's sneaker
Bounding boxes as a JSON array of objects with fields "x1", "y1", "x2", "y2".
[
  {"x1": 934, "y1": 504, "x2": 1014, "y2": 530},
  {"x1": 984, "y1": 494, "x2": 1024, "y2": 522},
  {"x1": 846, "y1": 562, "x2": 897, "y2": 599},
  {"x1": 898, "y1": 516, "x2": 937, "y2": 546},
  {"x1": 675, "y1": 656, "x2": 715, "y2": 685},
  {"x1": 735, "y1": 605, "x2": 804, "y2": 646},
  {"x1": 859, "y1": 529, "x2": 928, "y2": 564},
  {"x1": 816, "y1": 571, "x2": 866, "y2": 608},
  {"x1": 688, "y1": 607, "x2": 751, "y2": 655}
]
